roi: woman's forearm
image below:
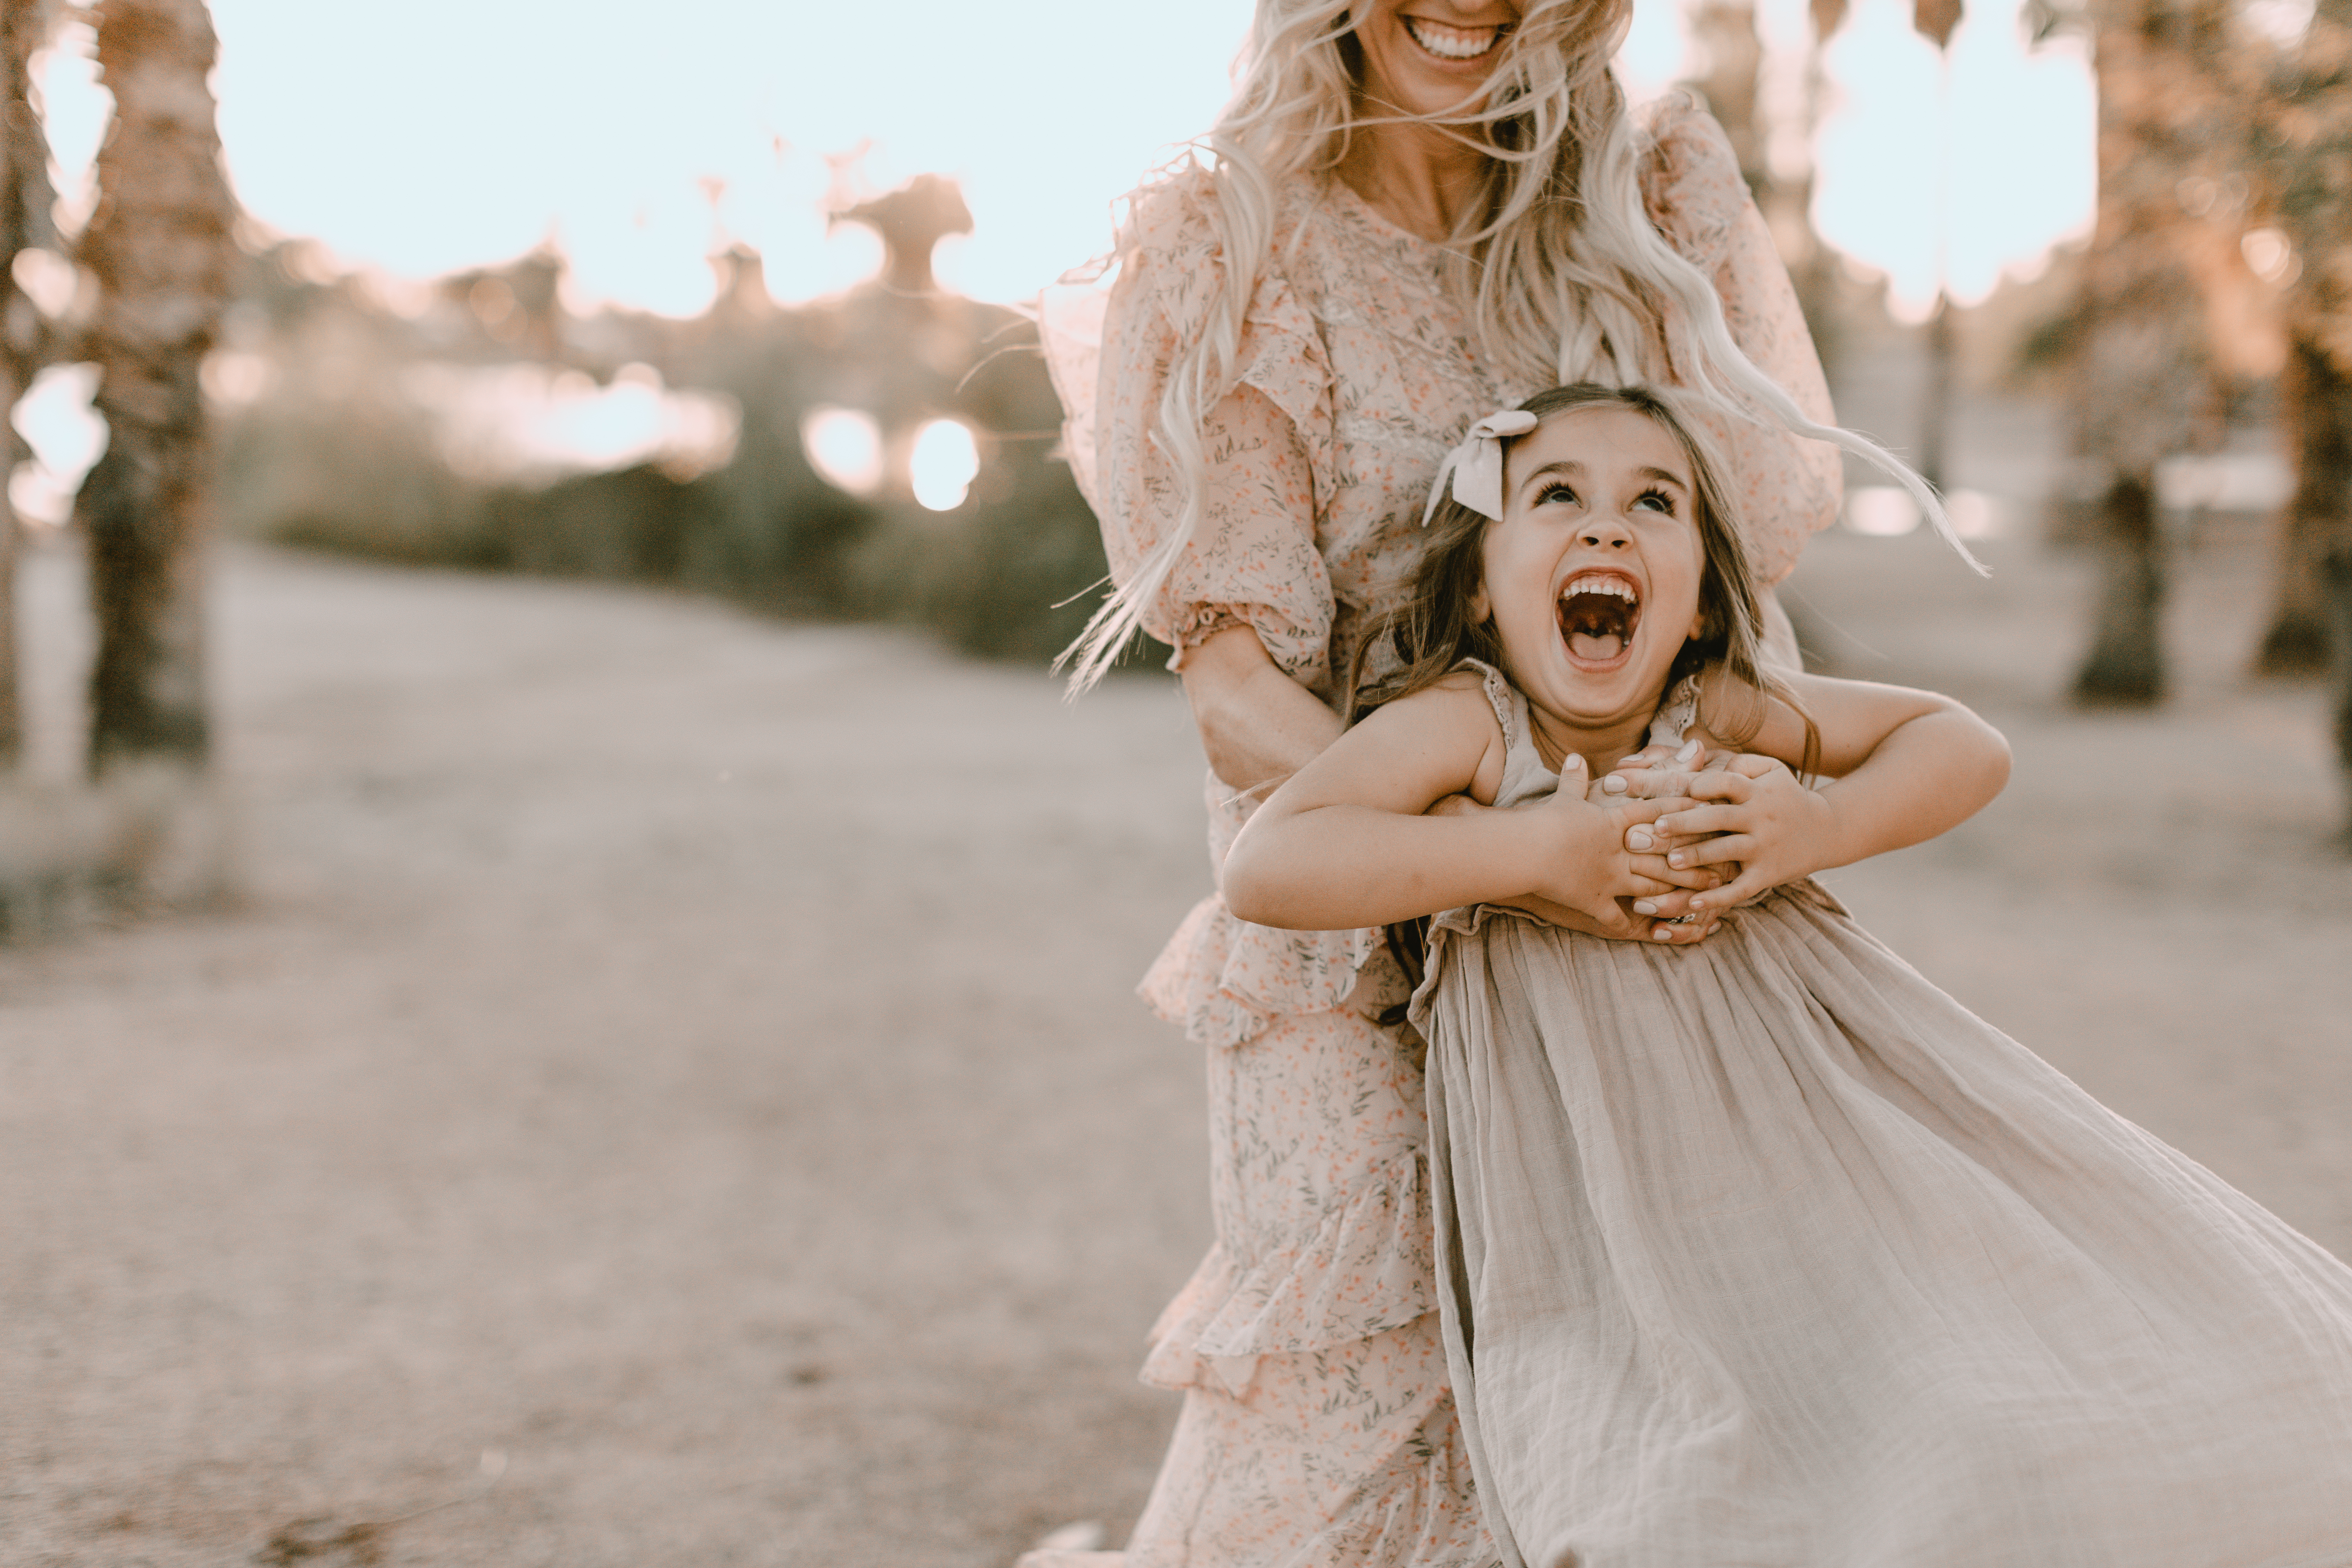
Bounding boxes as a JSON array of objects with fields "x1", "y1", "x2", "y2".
[{"x1": 1179, "y1": 625, "x2": 1344, "y2": 796}]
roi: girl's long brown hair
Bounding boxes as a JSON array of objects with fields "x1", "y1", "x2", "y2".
[{"x1": 1354, "y1": 384, "x2": 1818, "y2": 1006}]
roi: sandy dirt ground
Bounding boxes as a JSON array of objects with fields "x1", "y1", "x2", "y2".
[{"x1": 3, "y1": 509, "x2": 2349, "y2": 1566}]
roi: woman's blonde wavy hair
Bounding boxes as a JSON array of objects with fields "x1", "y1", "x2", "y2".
[{"x1": 1058, "y1": 0, "x2": 1972, "y2": 692}]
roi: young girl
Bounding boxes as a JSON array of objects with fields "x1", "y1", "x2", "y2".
[{"x1": 1220, "y1": 384, "x2": 2352, "y2": 1568}]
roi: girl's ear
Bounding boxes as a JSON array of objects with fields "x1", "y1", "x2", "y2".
[{"x1": 1470, "y1": 582, "x2": 1492, "y2": 623}]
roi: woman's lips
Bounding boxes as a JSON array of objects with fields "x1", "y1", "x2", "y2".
[{"x1": 1402, "y1": 16, "x2": 1505, "y2": 61}]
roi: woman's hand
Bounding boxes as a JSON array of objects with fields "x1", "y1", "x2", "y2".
[{"x1": 1653, "y1": 754, "x2": 1837, "y2": 913}]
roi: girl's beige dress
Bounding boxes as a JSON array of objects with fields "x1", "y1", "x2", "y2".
[
  {"x1": 1035, "y1": 101, "x2": 1840, "y2": 1568},
  {"x1": 1418, "y1": 662, "x2": 2352, "y2": 1568}
]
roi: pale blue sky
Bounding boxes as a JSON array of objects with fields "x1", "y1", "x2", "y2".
[{"x1": 34, "y1": 0, "x2": 2099, "y2": 316}]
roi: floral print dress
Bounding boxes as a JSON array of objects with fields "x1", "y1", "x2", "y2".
[{"x1": 1034, "y1": 99, "x2": 1842, "y2": 1568}]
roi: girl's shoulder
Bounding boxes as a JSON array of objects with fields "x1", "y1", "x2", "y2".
[
  {"x1": 1385, "y1": 664, "x2": 1507, "y2": 727},
  {"x1": 1358, "y1": 664, "x2": 1516, "y2": 802}
]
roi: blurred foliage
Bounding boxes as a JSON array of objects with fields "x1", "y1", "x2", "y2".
[{"x1": 211, "y1": 195, "x2": 1148, "y2": 672}]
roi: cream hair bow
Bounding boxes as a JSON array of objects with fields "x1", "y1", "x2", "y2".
[{"x1": 1420, "y1": 408, "x2": 1541, "y2": 526}]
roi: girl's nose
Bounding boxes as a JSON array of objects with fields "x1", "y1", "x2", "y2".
[{"x1": 1579, "y1": 517, "x2": 1633, "y2": 550}]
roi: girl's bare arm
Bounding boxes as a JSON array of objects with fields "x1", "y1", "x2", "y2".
[
  {"x1": 1221, "y1": 679, "x2": 1700, "y2": 932},
  {"x1": 1664, "y1": 671, "x2": 2011, "y2": 911}
]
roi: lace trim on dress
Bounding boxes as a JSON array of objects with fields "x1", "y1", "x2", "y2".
[
  {"x1": 1140, "y1": 894, "x2": 1397, "y2": 1051},
  {"x1": 1465, "y1": 659, "x2": 1520, "y2": 754},
  {"x1": 1646, "y1": 673, "x2": 1702, "y2": 751},
  {"x1": 1139, "y1": 1150, "x2": 1437, "y2": 1395}
]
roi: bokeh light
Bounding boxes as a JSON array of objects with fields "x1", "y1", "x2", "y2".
[
  {"x1": 803, "y1": 407, "x2": 884, "y2": 496},
  {"x1": 910, "y1": 419, "x2": 980, "y2": 513},
  {"x1": 10, "y1": 362, "x2": 106, "y2": 528}
]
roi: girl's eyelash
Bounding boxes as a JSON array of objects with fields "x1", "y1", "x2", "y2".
[
  {"x1": 1634, "y1": 488, "x2": 1676, "y2": 513},
  {"x1": 1539, "y1": 482, "x2": 1578, "y2": 504}
]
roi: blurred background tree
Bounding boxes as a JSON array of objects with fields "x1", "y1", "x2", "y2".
[
  {"x1": 0, "y1": 0, "x2": 53, "y2": 771},
  {"x1": 1, "y1": 0, "x2": 2344, "y2": 833},
  {"x1": 2053, "y1": 0, "x2": 2253, "y2": 704},
  {"x1": 2252, "y1": 0, "x2": 2352, "y2": 812},
  {"x1": 77, "y1": 0, "x2": 236, "y2": 770}
]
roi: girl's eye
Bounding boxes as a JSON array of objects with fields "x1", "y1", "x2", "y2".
[
  {"x1": 1538, "y1": 482, "x2": 1580, "y2": 506},
  {"x1": 1632, "y1": 488, "x2": 1676, "y2": 514}
]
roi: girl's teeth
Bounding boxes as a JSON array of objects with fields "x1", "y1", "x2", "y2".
[{"x1": 1404, "y1": 18, "x2": 1500, "y2": 59}]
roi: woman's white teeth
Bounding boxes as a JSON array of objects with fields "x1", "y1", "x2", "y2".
[{"x1": 1403, "y1": 17, "x2": 1501, "y2": 58}]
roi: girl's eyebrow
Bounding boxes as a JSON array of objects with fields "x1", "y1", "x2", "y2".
[
  {"x1": 1518, "y1": 459, "x2": 1584, "y2": 492},
  {"x1": 1517, "y1": 459, "x2": 1690, "y2": 493}
]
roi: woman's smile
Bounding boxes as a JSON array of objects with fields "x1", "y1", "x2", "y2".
[
  {"x1": 1401, "y1": 14, "x2": 1507, "y2": 61},
  {"x1": 1356, "y1": 0, "x2": 1523, "y2": 119}
]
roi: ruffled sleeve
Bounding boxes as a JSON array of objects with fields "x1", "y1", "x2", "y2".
[
  {"x1": 1085, "y1": 170, "x2": 1342, "y2": 681},
  {"x1": 1640, "y1": 97, "x2": 1843, "y2": 588}
]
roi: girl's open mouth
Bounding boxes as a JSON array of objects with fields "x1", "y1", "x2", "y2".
[
  {"x1": 1403, "y1": 16, "x2": 1506, "y2": 61},
  {"x1": 1557, "y1": 571, "x2": 1641, "y2": 665}
]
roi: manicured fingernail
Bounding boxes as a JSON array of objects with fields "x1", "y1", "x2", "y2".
[
  {"x1": 1675, "y1": 738, "x2": 1702, "y2": 762},
  {"x1": 1654, "y1": 927, "x2": 1675, "y2": 941},
  {"x1": 1668, "y1": 851, "x2": 1686, "y2": 867},
  {"x1": 1687, "y1": 897, "x2": 1706, "y2": 911},
  {"x1": 1626, "y1": 828, "x2": 1653, "y2": 849},
  {"x1": 1632, "y1": 899, "x2": 1658, "y2": 915},
  {"x1": 1601, "y1": 774, "x2": 1628, "y2": 794},
  {"x1": 1562, "y1": 754, "x2": 1585, "y2": 771}
]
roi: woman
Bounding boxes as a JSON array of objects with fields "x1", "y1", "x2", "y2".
[{"x1": 1035, "y1": 2, "x2": 1897, "y2": 1562}]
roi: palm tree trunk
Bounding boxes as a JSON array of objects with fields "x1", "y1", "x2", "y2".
[
  {"x1": 2255, "y1": 334, "x2": 2346, "y2": 677},
  {"x1": 0, "y1": 0, "x2": 54, "y2": 771},
  {"x1": 2072, "y1": 471, "x2": 2166, "y2": 702},
  {"x1": 2326, "y1": 533, "x2": 2352, "y2": 840},
  {"x1": 2065, "y1": 0, "x2": 2238, "y2": 707},
  {"x1": 77, "y1": 0, "x2": 236, "y2": 773}
]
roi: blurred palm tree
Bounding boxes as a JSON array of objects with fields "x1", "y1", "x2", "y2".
[
  {"x1": 76, "y1": 0, "x2": 236, "y2": 772},
  {"x1": 0, "y1": 0, "x2": 55, "y2": 770},
  {"x1": 2057, "y1": 0, "x2": 2248, "y2": 705},
  {"x1": 2252, "y1": 0, "x2": 2352, "y2": 822}
]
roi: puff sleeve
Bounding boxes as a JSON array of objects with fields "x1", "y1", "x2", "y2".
[
  {"x1": 1086, "y1": 174, "x2": 1343, "y2": 686},
  {"x1": 1640, "y1": 98, "x2": 1843, "y2": 587}
]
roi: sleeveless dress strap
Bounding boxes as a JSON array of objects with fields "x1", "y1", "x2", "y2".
[
  {"x1": 1457, "y1": 658, "x2": 1521, "y2": 751},
  {"x1": 1455, "y1": 659, "x2": 1562, "y2": 811}
]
